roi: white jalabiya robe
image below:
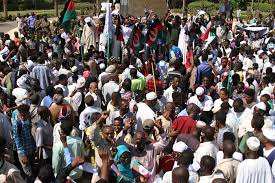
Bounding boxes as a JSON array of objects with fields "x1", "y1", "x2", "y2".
[
  {"x1": 81, "y1": 23, "x2": 97, "y2": 54},
  {"x1": 178, "y1": 23, "x2": 190, "y2": 65},
  {"x1": 111, "y1": 25, "x2": 122, "y2": 59},
  {"x1": 99, "y1": 32, "x2": 106, "y2": 53},
  {"x1": 236, "y1": 157, "x2": 273, "y2": 183}
]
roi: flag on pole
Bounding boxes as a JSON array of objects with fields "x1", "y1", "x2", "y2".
[
  {"x1": 60, "y1": 0, "x2": 77, "y2": 32},
  {"x1": 200, "y1": 21, "x2": 212, "y2": 42},
  {"x1": 102, "y1": 3, "x2": 113, "y2": 63},
  {"x1": 145, "y1": 19, "x2": 163, "y2": 49},
  {"x1": 128, "y1": 25, "x2": 143, "y2": 55}
]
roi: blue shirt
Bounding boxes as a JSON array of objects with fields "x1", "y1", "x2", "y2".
[
  {"x1": 12, "y1": 119, "x2": 35, "y2": 156},
  {"x1": 27, "y1": 15, "x2": 36, "y2": 28},
  {"x1": 41, "y1": 95, "x2": 53, "y2": 108},
  {"x1": 169, "y1": 45, "x2": 183, "y2": 60},
  {"x1": 196, "y1": 61, "x2": 212, "y2": 84},
  {"x1": 210, "y1": 49, "x2": 218, "y2": 63}
]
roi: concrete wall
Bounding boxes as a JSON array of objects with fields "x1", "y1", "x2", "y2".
[{"x1": 128, "y1": 0, "x2": 168, "y2": 17}]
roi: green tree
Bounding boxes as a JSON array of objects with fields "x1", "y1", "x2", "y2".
[{"x1": 3, "y1": 0, "x2": 8, "y2": 18}]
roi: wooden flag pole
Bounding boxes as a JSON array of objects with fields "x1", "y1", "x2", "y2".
[{"x1": 151, "y1": 62, "x2": 157, "y2": 94}]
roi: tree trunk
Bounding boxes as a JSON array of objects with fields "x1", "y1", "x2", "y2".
[
  {"x1": 54, "y1": 0, "x2": 58, "y2": 17},
  {"x1": 182, "y1": 0, "x2": 186, "y2": 16},
  {"x1": 3, "y1": 0, "x2": 8, "y2": 19},
  {"x1": 96, "y1": 0, "x2": 99, "y2": 16}
]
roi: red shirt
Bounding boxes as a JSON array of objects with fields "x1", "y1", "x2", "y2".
[
  {"x1": 146, "y1": 79, "x2": 163, "y2": 93},
  {"x1": 172, "y1": 116, "x2": 196, "y2": 134}
]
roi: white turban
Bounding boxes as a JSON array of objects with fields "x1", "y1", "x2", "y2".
[
  {"x1": 173, "y1": 141, "x2": 188, "y2": 153},
  {"x1": 16, "y1": 74, "x2": 31, "y2": 90},
  {"x1": 263, "y1": 128, "x2": 275, "y2": 142},
  {"x1": 246, "y1": 137, "x2": 260, "y2": 151}
]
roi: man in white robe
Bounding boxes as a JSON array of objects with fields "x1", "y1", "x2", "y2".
[
  {"x1": 136, "y1": 92, "x2": 157, "y2": 131},
  {"x1": 178, "y1": 18, "x2": 190, "y2": 64},
  {"x1": 81, "y1": 17, "x2": 97, "y2": 54},
  {"x1": 236, "y1": 137, "x2": 273, "y2": 183}
]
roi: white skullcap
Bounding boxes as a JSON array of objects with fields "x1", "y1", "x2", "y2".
[
  {"x1": 255, "y1": 102, "x2": 267, "y2": 111},
  {"x1": 196, "y1": 120, "x2": 207, "y2": 128},
  {"x1": 172, "y1": 141, "x2": 188, "y2": 153},
  {"x1": 195, "y1": 87, "x2": 205, "y2": 96},
  {"x1": 233, "y1": 152, "x2": 243, "y2": 162},
  {"x1": 71, "y1": 66, "x2": 78, "y2": 73},
  {"x1": 61, "y1": 32, "x2": 68, "y2": 40},
  {"x1": 84, "y1": 17, "x2": 92, "y2": 23},
  {"x1": 257, "y1": 50, "x2": 264, "y2": 55},
  {"x1": 257, "y1": 91, "x2": 271, "y2": 102},
  {"x1": 146, "y1": 92, "x2": 157, "y2": 101},
  {"x1": 263, "y1": 128, "x2": 275, "y2": 142},
  {"x1": 203, "y1": 100, "x2": 213, "y2": 111},
  {"x1": 77, "y1": 77, "x2": 86, "y2": 89},
  {"x1": 246, "y1": 137, "x2": 260, "y2": 151},
  {"x1": 240, "y1": 41, "x2": 246, "y2": 45},
  {"x1": 99, "y1": 63, "x2": 106, "y2": 70}
]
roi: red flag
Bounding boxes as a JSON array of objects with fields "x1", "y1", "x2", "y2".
[
  {"x1": 200, "y1": 21, "x2": 212, "y2": 42},
  {"x1": 146, "y1": 20, "x2": 163, "y2": 47}
]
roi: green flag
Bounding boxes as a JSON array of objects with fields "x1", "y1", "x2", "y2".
[{"x1": 60, "y1": 0, "x2": 77, "y2": 32}]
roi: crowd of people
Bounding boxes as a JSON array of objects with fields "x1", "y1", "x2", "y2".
[{"x1": 0, "y1": 3, "x2": 274, "y2": 183}]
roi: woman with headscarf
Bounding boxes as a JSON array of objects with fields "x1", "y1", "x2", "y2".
[{"x1": 114, "y1": 145, "x2": 135, "y2": 183}]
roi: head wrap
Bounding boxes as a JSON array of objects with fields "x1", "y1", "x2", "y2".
[
  {"x1": 246, "y1": 137, "x2": 260, "y2": 151},
  {"x1": 114, "y1": 145, "x2": 133, "y2": 179},
  {"x1": 16, "y1": 74, "x2": 31, "y2": 90},
  {"x1": 263, "y1": 128, "x2": 275, "y2": 142},
  {"x1": 172, "y1": 141, "x2": 188, "y2": 153}
]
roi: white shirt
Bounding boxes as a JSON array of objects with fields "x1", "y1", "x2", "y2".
[
  {"x1": 16, "y1": 17, "x2": 25, "y2": 29},
  {"x1": 58, "y1": 67, "x2": 72, "y2": 78},
  {"x1": 162, "y1": 168, "x2": 199, "y2": 183},
  {"x1": 98, "y1": 72, "x2": 109, "y2": 90},
  {"x1": 102, "y1": 81, "x2": 120, "y2": 103},
  {"x1": 12, "y1": 87, "x2": 29, "y2": 99},
  {"x1": 72, "y1": 91, "x2": 83, "y2": 109},
  {"x1": 237, "y1": 9, "x2": 241, "y2": 18},
  {"x1": 236, "y1": 157, "x2": 273, "y2": 183},
  {"x1": 194, "y1": 141, "x2": 219, "y2": 164},
  {"x1": 188, "y1": 95, "x2": 214, "y2": 111},
  {"x1": 233, "y1": 108, "x2": 253, "y2": 138},
  {"x1": 163, "y1": 85, "x2": 181, "y2": 103},
  {"x1": 213, "y1": 98, "x2": 234, "y2": 113},
  {"x1": 121, "y1": 65, "x2": 144, "y2": 81},
  {"x1": 53, "y1": 122, "x2": 79, "y2": 144},
  {"x1": 79, "y1": 106, "x2": 102, "y2": 131},
  {"x1": 136, "y1": 102, "x2": 156, "y2": 131},
  {"x1": 242, "y1": 57, "x2": 254, "y2": 71},
  {"x1": 85, "y1": 92, "x2": 101, "y2": 109}
]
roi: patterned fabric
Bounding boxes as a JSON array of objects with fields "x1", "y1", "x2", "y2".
[
  {"x1": 146, "y1": 80, "x2": 163, "y2": 93},
  {"x1": 12, "y1": 120, "x2": 35, "y2": 156}
]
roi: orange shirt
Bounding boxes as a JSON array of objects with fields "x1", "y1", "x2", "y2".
[{"x1": 14, "y1": 37, "x2": 20, "y2": 47}]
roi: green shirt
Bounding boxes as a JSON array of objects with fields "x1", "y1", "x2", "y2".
[
  {"x1": 239, "y1": 132, "x2": 263, "y2": 153},
  {"x1": 52, "y1": 136, "x2": 85, "y2": 180},
  {"x1": 131, "y1": 78, "x2": 145, "y2": 93}
]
